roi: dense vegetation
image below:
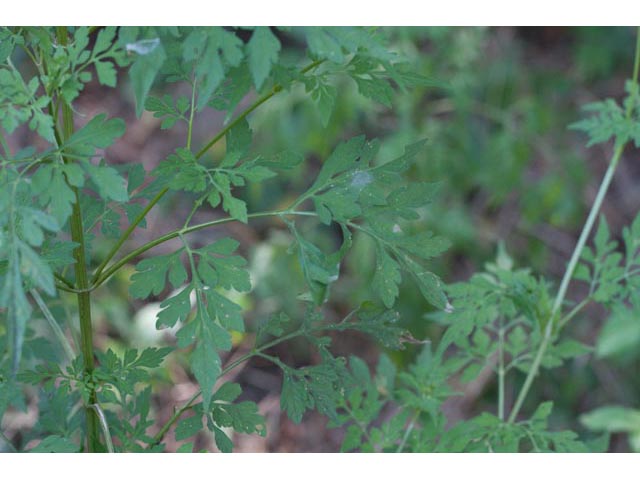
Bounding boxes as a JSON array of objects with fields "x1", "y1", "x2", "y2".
[{"x1": 1, "y1": 26, "x2": 640, "y2": 452}]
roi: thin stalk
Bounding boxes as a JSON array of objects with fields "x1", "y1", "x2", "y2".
[
  {"x1": 54, "y1": 272, "x2": 75, "y2": 289},
  {"x1": 92, "y1": 60, "x2": 325, "y2": 283},
  {"x1": 497, "y1": 321, "x2": 505, "y2": 422},
  {"x1": 507, "y1": 27, "x2": 640, "y2": 424},
  {"x1": 56, "y1": 26, "x2": 101, "y2": 453},
  {"x1": 92, "y1": 210, "x2": 318, "y2": 289},
  {"x1": 558, "y1": 297, "x2": 591, "y2": 330},
  {"x1": 396, "y1": 410, "x2": 420, "y2": 453},
  {"x1": 186, "y1": 77, "x2": 197, "y2": 150},
  {"x1": 30, "y1": 289, "x2": 75, "y2": 363},
  {"x1": 89, "y1": 404, "x2": 115, "y2": 453},
  {"x1": 507, "y1": 131, "x2": 622, "y2": 424}
]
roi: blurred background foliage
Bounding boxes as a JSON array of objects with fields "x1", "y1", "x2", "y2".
[{"x1": 6, "y1": 26, "x2": 640, "y2": 452}]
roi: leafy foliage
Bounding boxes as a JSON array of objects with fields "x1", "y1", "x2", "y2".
[{"x1": 2, "y1": 25, "x2": 640, "y2": 454}]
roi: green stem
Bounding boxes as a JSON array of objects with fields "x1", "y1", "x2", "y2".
[
  {"x1": 56, "y1": 26, "x2": 101, "y2": 453},
  {"x1": 89, "y1": 403, "x2": 115, "y2": 453},
  {"x1": 54, "y1": 272, "x2": 75, "y2": 289},
  {"x1": 186, "y1": 77, "x2": 197, "y2": 150},
  {"x1": 92, "y1": 210, "x2": 317, "y2": 289},
  {"x1": 396, "y1": 410, "x2": 420, "y2": 453},
  {"x1": 497, "y1": 321, "x2": 505, "y2": 422},
  {"x1": 507, "y1": 27, "x2": 640, "y2": 424},
  {"x1": 558, "y1": 297, "x2": 591, "y2": 330}
]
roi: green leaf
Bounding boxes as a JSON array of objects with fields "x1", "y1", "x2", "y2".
[
  {"x1": 176, "y1": 442, "x2": 194, "y2": 453},
  {"x1": 289, "y1": 226, "x2": 339, "y2": 305},
  {"x1": 207, "y1": 290, "x2": 244, "y2": 332},
  {"x1": 405, "y1": 257, "x2": 447, "y2": 309},
  {"x1": 16, "y1": 206, "x2": 59, "y2": 247},
  {"x1": 213, "y1": 426, "x2": 233, "y2": 453},
  {"x1": 247, "y1": 27, "x2": 281, "y2": 90},
  {"x1": 569, "y1": 99, "x2": 632, "y2": 148},
  {"x1": 257, "y1": 312, "x2": 291, "y2": 342},
  {"x1": 349, "y1": 302, "x2": 406, "y2": 350},
  {"x1": 129, "y1": 250, "x2": 185, "y2": 299},
  {"x1": 175, "y1": 414, "x2": 203, "y2": 441},
  {"x1": 310, "y1": 79, "x2": 336, "y2": 127},
  {"x1": 581, "y1": 406, "x2": 640, "y2": 433},
  {"x1": 183, "y1": 27, "x2": 244, "y2": 110},
  {"x1": 29, "y1": 435, "x2": 80, "y2": 453},
  {"x1": 372, "y1": 245, "x2": 401, "y2": 308},
  {"x1": 18, "y1": 240, "x2": 55, "y2": 295},
  {"x1": 133, "y1": 346, "x2": 173, "y2": 369},
  {"x1": 211, "y1": 401, "x2": 265, "y2": 436},
  {"x1": 95, "y1": 60, "x2": 117, "y2": 87},
  {"x1": 195, "y1": 238, "x2": 251, "y2": 292},
  {"x1": 341, "y1": 424, "x2": 363, "y2": 452},
  {"x1": 280, "y1": 371, "x2": 311, "y2": 424},
  {"x1": 156, "y1": 286, "x2": 193, "y2": 329},
  {"x1": 354, "y1": 76, "x2": 394, "y2": 107},
  {"x1": 304, "y1": 27, "x2": 346, "y2": 63},
  {"x1": 145, "y1": 94, "x2": 189, "y2": 129},
  {"x1": 63, "y1": 114, "x2": 126, "y2": 157},
  {"x1": 31, "y1": 163, "x2": 79, "y2": 226},
  {"x1": 190, "y1": 340, "x2": 222, "y2": 412},
  {"x1": 83, "y1": 162, "x2": 129, "y2": 203},
  {"x1": 212, "y1": 382, "x2": 242, "y2": 403},
  {"x1": 127, "y1": 35, "x2": 166, "y2": 117},
  {"x1": 596, "y1": 305, "x2": 640, "y2": 358},
  {"x1": 0, "y1": 255, "x2": 32, "y2": 373}
]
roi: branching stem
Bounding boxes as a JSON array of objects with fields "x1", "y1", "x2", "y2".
[{"x1": 507, "y1": 27, "x2": 640, "y2": 424}]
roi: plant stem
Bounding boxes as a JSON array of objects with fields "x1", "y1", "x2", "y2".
[
  {"x1": 92, "y1": 210, "x2": 318, "y2": 289},
  {"x1": 186, "y1": 77, "x2": 197, "y2": 150},
  {"x1": 396, "y1": 410, "x2": 420, "y2": 453},
  {"x1": 497, "y1": 321, "x2": 505, "y2": 422},
  {"x1": 92, "y1": 60, "x2": 325, "y2": 283},
  {"x1": 30, "y1": 289, "x2": 76, "y2": 363},
  {"x1": 507, "y1": 134, "x2": 620, "y2": 424},
  {"x1": 507, "y1": 27, "x2": 640, "y2": 424},
  {"x1": 56, "y1": 25, "x2": 101, "y2": 453}
]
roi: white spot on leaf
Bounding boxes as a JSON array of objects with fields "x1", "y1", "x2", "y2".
[{"x1": 126, "y1": 38, "x2": 160, "y2": 55}]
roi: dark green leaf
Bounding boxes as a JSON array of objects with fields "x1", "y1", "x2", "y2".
[
  {"x1": 29, "y1": 435, "x2": 80, "y2": 452},
  {"x1": 175, "y1": 414, "x2": 203, "y2": 441},
  {"x1": 190, "y1": 340, "x2": 222, "y2": 412}
]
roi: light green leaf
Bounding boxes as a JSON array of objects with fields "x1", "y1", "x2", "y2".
[
  {"x1": 596, "y1": 306, "x2": 640, "y2": 358},
  {"x1": 95, "y1": 60, "x2": 117, "y2": 87},
  {"x1": 581, "y1": 406, "x2": 640, "y2": 433},
  {"x1": 84, "y1": 163, "x2": 129, "y2": 203},
  {"x1": 64, "y1": 114, "x2": 125, "y2": 157},
  {"x1": 247, "y1": 27, "x2": 281, "y2": 90},
  {"x1": 128, "y1": 36, "x2": 166, "y2": 117}
]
